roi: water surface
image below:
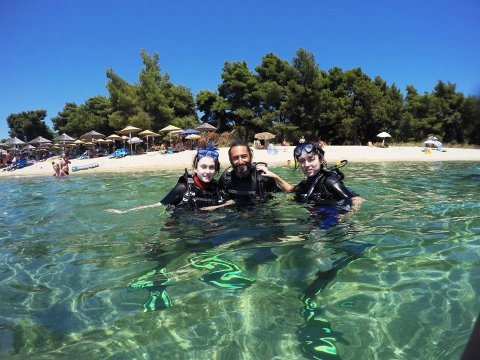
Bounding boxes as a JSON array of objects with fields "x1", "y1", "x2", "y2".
[{"x1": 1, "y1": 162, "x2": 479, "y2": 359}]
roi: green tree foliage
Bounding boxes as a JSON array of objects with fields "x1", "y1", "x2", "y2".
[
  {"x1": 460, "y1": 96, "x2": 480, "y2": 145},
  {"x1": 7, "y1": 48, "x2": 480, "y2": 145},
  {"x1": 51, "y1": 96, "x2": 113, "y2": 138},
  {"x1": 106, "y1": 68, "x2": 144, "y2": 129},
  {"x1": 7, "y1": 110, "x2": 53, "y2": 140},
  {"x1": 196, "y1": 90, "x2": 230, "y2": 131},
  {"x1": 218, "y1": 61, "x2": 260, "y2": 140}
]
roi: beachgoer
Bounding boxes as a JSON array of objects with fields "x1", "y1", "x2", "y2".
[
  {"x1": 60, "y1": 153, "x2": 70, "y2": 175},
  {"x1": 218, "y1": 139, "x2": 289, "y2": 203},
  {"x1": 107, "y1": 147, "x2": 224, "y2": 213},
  {"x1": 52, "y1": 161, "x2": 68, "y2": 177}
]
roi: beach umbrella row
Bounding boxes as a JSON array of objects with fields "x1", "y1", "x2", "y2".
[{"x1": 3, "y1": 124, "x2": 217, "y2": 156}]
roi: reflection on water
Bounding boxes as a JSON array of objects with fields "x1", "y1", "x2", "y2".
[{"x1": 1, "y1": 162, "x2": 479, "y2": 359}]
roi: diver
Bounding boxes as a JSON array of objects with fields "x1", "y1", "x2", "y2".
[
  {"x1": 107, "y1": 146, "x2": 225, "y2": 214},
  {"x1": 217, "y1": 139, "x2": 290, "y2": 204},
  {"x1": 292, "y1": 142, "x2": 363, "y2": 225},
  {"x1": 262, "y1": 141, "x2": 363, "y2": 227},
  {"x1": 109, "y1": 147, "x2": 254, "y2": 311}
]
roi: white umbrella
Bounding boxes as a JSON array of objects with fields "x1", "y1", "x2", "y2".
[
  {"x1": 377, "y1": 132, "x2": 392, "y2": 146},
  {"x1": 377, "y1": 132, "x2": 391, "y2": 138},
  {"x1": 128, "y1": 136, "x2": 143, "y2": 154}
]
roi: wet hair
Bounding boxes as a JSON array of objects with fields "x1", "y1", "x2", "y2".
[
  {"x1": 293, "y1": 142, "x2": 326, "y2": 171},
  {"x1": 193, "y1": 153, "x2": 220, "y2": 172},
  {"x1": 228, "y1": 139, "x2": 253, "y2": 163}
]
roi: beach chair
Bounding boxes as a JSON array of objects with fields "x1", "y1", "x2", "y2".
[{"x1": 110, "y1": 148, "x2": 130, "y2": 158}]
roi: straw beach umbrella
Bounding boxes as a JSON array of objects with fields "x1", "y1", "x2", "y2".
[
  {"x1": 138, "y1": 130, "x2": 160, "y2": 150},
  {"x1": 29, "y1": 136, "x2": 52, "y2": 146},
  {"x1": 106, "y1": 134, "x2": 122, "y2": 150},
  {"x1": 159, "y1": 125, "x2": 181, "y2": 132},
  {"x1": 22, "y1": 144, "x2": 36, "y2": 155},
  {"x1": 7, "y1": 137, "x2": 26, "y2": 146},
  {"x1": 195, "y1": 123, "x2": 217, "y2": 132},
  {"x1": 54, "y1": 133, "x2": 75, "y2": 143},
  {"x1": 7, "y1": 137, "x2": 26, "y2": 155},
  {"x1": 81, "y1": 130, "x2": 105, "y2": 143},
  {"x1": 159, "y1": 125, "x2": 183, "y2": 144},
  {"x1": 119, "y1": 126, "x2": 142, "y2": 153},
  {"x1": 254, "y1": 132, "x2": 275, "y2": 140}
]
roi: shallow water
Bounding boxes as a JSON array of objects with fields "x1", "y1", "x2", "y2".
[{"x1": 1, "y1": 162, "x2": 479, "y2": 359}]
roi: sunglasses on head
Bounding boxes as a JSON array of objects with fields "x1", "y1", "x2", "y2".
[
  {"x1": 197, "y1": 148, "x2": 219, "y2": 159},
  {"x1": 293, "y1": 143, "x2": 324, "y2": 159}
]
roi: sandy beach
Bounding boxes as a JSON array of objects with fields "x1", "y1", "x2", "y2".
[{"x1": 1, "y1": 145, "x2": 479, "y2": 178}]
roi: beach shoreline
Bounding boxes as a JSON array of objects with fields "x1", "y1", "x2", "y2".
[{"x1": 1, "y1": 145, "x2": 479, "y2": 178}]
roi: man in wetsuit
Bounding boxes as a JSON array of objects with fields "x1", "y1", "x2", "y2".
[{"x1": 218, "y1": 139, "x2": 290, "y2": 203}]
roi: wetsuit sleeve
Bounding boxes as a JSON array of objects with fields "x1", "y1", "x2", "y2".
[
  {"x1": 324, "y1": 175, "x2": 354, "y2": 200},
  {"x1": 160, "y1": 182, "x2": 187, "y2": 206},
  {"x1": 264, "y1": 176, "x2": 281, "y2": 193}
]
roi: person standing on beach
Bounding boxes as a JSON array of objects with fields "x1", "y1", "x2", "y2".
[
  {"x1": 218, "y1": 139, "x2": 291, "y2": 203},
  {"x1": 60, "y1": 153, "x2": 70, "y2": 175}
]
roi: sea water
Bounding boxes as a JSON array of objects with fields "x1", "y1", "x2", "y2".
[{"x1": 1, "y1": 162, "x2": 479, "y2": 359}]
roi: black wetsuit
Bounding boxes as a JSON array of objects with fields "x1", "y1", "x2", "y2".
[
  {"x1": 218, "y1": 164, "x2": 280, "y2": 202},
  {"x1": 160, "y1": 173, "x2": 224, "y2": 208},
  {"x1": 295, "y1": 168, "x2": 354, "y2": 206},
  {"x1": 295, "y1": 168, "x2": 356, "y2": 229}
]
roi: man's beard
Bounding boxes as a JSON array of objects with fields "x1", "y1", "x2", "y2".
[{"x1": 234, "y1": 164, "x2": 250, "y2": 178}]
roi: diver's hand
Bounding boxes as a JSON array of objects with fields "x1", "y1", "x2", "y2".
[
  {"x1": 201, "y1": 199, "x2": 235, "y2": 211},
  {"x1": 106, "y1": 208, "x2": 126, "y2": 214},
  {"x1": 106, "y1": 202, "x2": 162, "y2": 214},
  {"x1": 257, "y1": 166, "x2": 295, "y2": 193}
]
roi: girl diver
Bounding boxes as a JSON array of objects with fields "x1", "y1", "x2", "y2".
[{"x1": 107, "y1": 147, "x2": 224, "y2": 214}]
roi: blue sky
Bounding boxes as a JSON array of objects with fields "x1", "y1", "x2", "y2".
[{"x1": 1, "y1": 0, "x2": 479, "y2": 140}]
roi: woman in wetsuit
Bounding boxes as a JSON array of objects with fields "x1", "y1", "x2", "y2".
[
  {"x1": 107, "y1": 147, "x2": 224, "y2": 214},
  {"x1": 289, "y1": 142, "x2": 363, "y2": 230}
]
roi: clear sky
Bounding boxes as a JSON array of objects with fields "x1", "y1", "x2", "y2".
[{"x1": 1, "y1": 0, "x2": 479, "y2": 140}]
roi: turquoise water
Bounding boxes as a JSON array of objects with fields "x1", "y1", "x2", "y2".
[{"x1": 1, "y1": 162, "x2": 479, "y2": 359}]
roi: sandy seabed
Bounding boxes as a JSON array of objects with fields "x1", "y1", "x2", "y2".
[{"x1": 1, "y1": 145, "x2": 479, "y2": 178}]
